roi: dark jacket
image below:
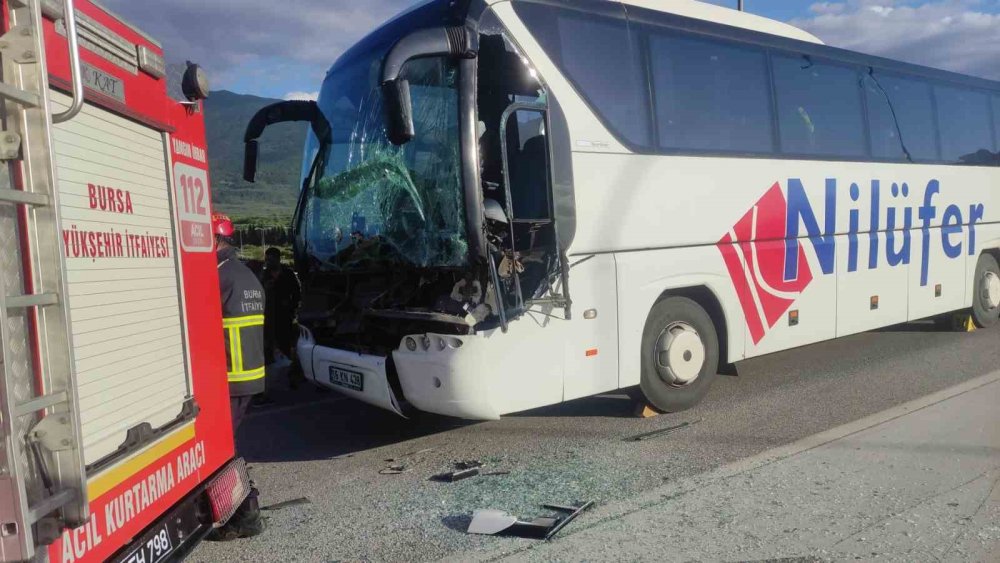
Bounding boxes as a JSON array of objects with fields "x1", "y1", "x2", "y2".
[
  {"x1": 218, "y1": 246, "x2": 266, "y2": 397},
  {"x1": 261, "y1": 264, "x2": 301, "y2": 323}
]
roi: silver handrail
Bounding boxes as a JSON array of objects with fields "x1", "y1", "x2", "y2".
[{"x1": 52, "y1": 0, "x2": 83, "y2": 123}]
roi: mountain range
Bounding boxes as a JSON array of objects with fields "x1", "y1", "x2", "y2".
[{"x1": 203, "y1": 90, "x2": 307, "y2": 220}]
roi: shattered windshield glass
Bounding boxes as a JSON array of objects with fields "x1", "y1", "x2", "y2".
[{"x1": 300, "y1": 51, "x2": 467, "y2": 271}]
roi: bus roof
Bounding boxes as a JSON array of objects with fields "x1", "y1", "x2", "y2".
[{"x1": 484, "y1": 0, "x2": 823, "y2": 45}]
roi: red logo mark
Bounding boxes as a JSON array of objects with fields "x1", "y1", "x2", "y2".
[{"x1": 717, "y1": 182, "x2": 813, "y2": 344}]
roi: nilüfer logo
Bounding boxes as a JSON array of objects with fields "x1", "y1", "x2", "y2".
[
  {"x1": 717, "y1": 182, "x2": 812, "y2": 345},
  {"x1": 718, "y1": 178, "x2": 986, "y2": 345}
]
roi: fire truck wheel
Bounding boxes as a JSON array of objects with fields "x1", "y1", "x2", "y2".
[
  {"x1": 640, "y1": 296, "x2": 719, "y2": 413},
  {"x1": 971, "y1": 253, "x2": 1000, "y2": 328}
]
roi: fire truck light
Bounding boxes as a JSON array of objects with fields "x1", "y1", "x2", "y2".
[
  {"x1": 137, "y1": 45, "x2": 166, "y2": 78},
  {"x1": 182, "y1": 62, "x2": 210, "y2": 101}
]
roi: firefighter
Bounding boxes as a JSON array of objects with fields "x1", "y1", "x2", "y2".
[{"x1": 211, "y1": 213, "x2": 266, "y2": 540}]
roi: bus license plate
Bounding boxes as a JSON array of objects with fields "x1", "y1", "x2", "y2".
[
  {"x1": 329, "y1": 366, "x2": 363, "y2": 392},
  {"x1": 118, "y1": 523, "x2": 173, "y2": 563}
]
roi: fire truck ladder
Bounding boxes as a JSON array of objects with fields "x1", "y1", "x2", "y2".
[{"x1": 0, "y1": 0, "x2": 88, "y2": 559}]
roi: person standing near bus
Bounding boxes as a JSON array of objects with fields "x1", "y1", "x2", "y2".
[
  {"x1": 261, "y1": 247, "x2": 301, "y2": 364},
  {"x1": 261, "y1": 246, "x2": 303, "y2": 388},
  {"x1": 211, "y1": 213, "x2": 266, "y2": 539}
]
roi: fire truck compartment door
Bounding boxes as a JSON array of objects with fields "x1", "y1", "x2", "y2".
[{"x1": 51, "y1": 92, "x2": 192, "y2": 466}]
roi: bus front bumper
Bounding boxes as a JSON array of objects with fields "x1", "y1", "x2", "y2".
[
  {"x1": 392, "y1": 334, "x2": 500, "y2": 420},
  {"x1": 297, "y1": 329, "x2": 498, "y2": 420},
  {"x1": 298, "y1": 330, "x2": 406, "y2": 417}
]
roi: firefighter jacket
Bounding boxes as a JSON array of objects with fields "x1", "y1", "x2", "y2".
[{"x1": 217, "y1": 246, "x2": 266, "y2": 397}]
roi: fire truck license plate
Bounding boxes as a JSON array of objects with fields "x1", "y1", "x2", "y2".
[
  {"x1": 117, "y1": 523, "x2": 173, "y2": 563},
  {"x1": 329, "y1": 366, "x2": 363, "y2": 392}
]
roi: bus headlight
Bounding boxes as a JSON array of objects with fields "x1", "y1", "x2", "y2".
[{"x1": 405, "y1": 337, "x2": 417, "y2": 351}]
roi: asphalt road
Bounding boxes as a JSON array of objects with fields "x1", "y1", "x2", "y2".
[{"x1": 190, "y1": 318, "x2": 1000, "y2": 562}]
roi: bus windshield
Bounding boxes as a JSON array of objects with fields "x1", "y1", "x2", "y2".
[{"x1": 298, "y1": 50, "x2": 467, "y2": 271}]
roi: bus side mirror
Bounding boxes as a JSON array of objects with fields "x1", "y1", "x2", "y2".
[
  {"x1": 380, "y1": 25, "x2": 476, "y2": 146},
  {"x1": 243, "y1": 100, "x2": 331, "y2": 183},
  {"x1": 243, "y1": 140, "x2": 259, "y2": 183},
  {"x1": 382, "y1": 79, "x2": 414, "y2": 146}
]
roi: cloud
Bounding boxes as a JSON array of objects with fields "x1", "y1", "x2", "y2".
[
  {"x1": 284, "y1": 91, "x2": 319, "y2": 101},
  {"x1": 99, "y1": 0, "x2": 418, "y2": 87},
  {"x1": 793, "y1": 0, "x2": 1000, "y2": 80}
]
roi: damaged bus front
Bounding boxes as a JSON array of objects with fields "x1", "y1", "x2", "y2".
[{"x1": 245, "y1": 0, "x2": 572, "y2": 419}]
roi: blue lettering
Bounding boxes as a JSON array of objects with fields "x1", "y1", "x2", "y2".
[
  {"x1": 941, "y1": 204, "x2": 963, "y2": 258},
  {"x1": 886, "y1": 183, "x2": 911, "y2": 266},
  {"x1": 785, "y1": 178, "x2": 836, "y2": 280},
  {"x1": 772, "y1": 177, "x2": 980, "y2": 286},
  {"x1": 968, "y1": 203, "x2": 984, "y2": 256},
  {"x1": 868, "y1": 180, "x2": 880, "y2": 270},
  {"x1": 918, "y1": 180, "x2": 939, "y2": 286},
  {"x1": 847, "y1": 183, "x2": 860, "y2": 272}
]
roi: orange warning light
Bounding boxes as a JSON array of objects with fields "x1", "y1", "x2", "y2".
[{"x1": 585, "y1": 348, "x2": 598, "y2": 357}]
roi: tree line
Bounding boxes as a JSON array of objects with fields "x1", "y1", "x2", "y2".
[{"x1": 232, "y1": 223, "x2": 293, "y2": 248}]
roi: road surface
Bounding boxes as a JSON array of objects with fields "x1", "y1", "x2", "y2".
[{"x1": 190, "y1": 319, "x2": 1000, "y2": 562}]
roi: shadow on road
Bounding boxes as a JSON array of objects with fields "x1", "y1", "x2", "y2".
[
  {"x1": 234, "y1": 313, "x2": 971, "y2": 464},
  {"x1": 441, "y1": 514, "x2": 473, "y2": 533},
  {"x1": 874, "y1": 317, "x2": 959, "y2": 333},
  {"x1": 235, "y1": 372, "x2": 649, "y2": 463},
  {"x1": 234, "y1": 373, "x2": 475, "y2": 463},
  {"x1": 510, "y1": 392, "x2": 637, "y2": 418}
]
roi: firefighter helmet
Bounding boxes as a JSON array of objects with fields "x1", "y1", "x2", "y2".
[{"x1": 212, "y1": 213, "x2": 234, "y2": 237}]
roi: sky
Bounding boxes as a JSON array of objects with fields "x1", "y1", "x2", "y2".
[{"x1": 100, "y1": 0, "x2": 1000, "y2": 100}]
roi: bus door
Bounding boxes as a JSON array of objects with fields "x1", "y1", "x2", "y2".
[
  {"x1": 496, "y1": 104, "x2": 557, "y2": 310},
  {"x1": 477, "y1": 15, "x2": 570, "y2": 323}
]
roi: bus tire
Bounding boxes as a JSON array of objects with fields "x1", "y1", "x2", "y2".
[
  {"x1": 640, "y1": 296, "x2": 719, "y2": 413},
  {"x1": 971, "y1": 253, "x2": 1000, "y2": 328}
]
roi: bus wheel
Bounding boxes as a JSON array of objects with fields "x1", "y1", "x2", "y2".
[
  {"x1": 971, "y1": 253, "x2": 1000, "y2": 328},
  {"x1": 640, "y1": 296, "x2": 719, "y2": 412}
]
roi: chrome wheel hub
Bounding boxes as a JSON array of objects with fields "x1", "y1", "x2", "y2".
[
  {"x1": 654, "y1": 322, "x2": 705, "y2": 386},
  {"x1": 982, "y1": 271, "x2": 1000, "y2": 309}
]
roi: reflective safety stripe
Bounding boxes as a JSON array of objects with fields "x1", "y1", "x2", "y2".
[
  {"x1": 223, "y1": 314, "x2": 264, "y2": 382},
  {"x1": 228, "y1": 366, "x2": 265, "y2": 382},
  {"x1": 227, "y1": 326, "x2": 238, "y2": 372},
  {"x1": 223, "y1": 314, "x2": 264, "y2": 329},
  {"x1": 234, "y1": 327, "x2": 244, "y2": 372}
]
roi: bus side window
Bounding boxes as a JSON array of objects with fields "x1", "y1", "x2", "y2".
[
  {"x1": 512, "y1": 1, "x2": 652, "y2": 148},
  {"x1": 505, "y1": 110, "x2": 551, "y2": 221},
  {"x1": 993, "y1": 94, "x2": 1000, "y2": 159},
  {"x1": 647, "y1": 31, "x2": 774, "y2": 153},
  {"x1": 864, "y1": 72, "x2": 939, "y2": 162},
  {"x1": 934, "y1": 85, "x2": 994, "y2": 164},
  {"x1": 772, "y1": 55, "x2": 866, "y2": 158}
]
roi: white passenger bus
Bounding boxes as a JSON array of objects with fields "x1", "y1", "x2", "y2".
[{"x1": 244, "y1": 0, "x2": 1000, "y2": 419}]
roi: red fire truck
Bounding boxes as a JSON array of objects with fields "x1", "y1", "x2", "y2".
[{"x1": 0, "y1": 1, "x2": 247, "y2": 561}]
